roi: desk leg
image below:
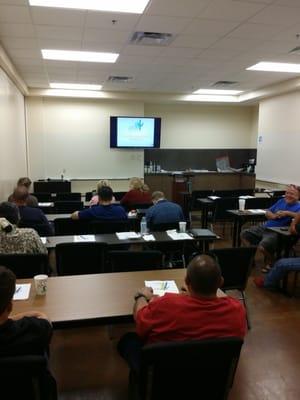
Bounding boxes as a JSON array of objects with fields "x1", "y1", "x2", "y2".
[
  {"x1": 232, "y1": 220, "x2": 238, "y2": 247},
  {"x1": 237, "y1": 220, "x2": 243, "y2": 247}
]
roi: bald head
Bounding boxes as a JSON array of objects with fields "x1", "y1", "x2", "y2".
[{"x1": 185, "y1": 255, "x2": 222, "y2": 296}]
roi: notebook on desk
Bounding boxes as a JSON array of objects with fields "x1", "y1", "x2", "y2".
[{"x1": 189, "y1": 229, "x2": 217, "y2": 238}]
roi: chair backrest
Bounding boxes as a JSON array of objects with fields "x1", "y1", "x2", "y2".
[
  {"x1": 245, "y1": 197, "x2": 272, "y2": 210},
  {"x1": 55, "y1": 192, "x2": 81, "y2": 201},
  {"x1": 90, "y1": 219, "x2": 130, "y2": 234},
  {"x1": 213, "y1": 197, "x2": 239, "y2": 221},
  {"x1": 209, "y1": 247, "x2": 257, "y2": 291},
  {"x1": 55, "y1": 242, "x2": 107, "y2": 275},
  {"x1": 32, "y1": 193, "x2": 53, "y2": 202},
  {"x1": 85, "y1": 191, "x2": 95, "y2": 201},
  {"x1": 113, "y1": 191, "x2": 127, "y2": 201},
  {"x1": 108, "y1": 250, "x2": 163, "y2": 272},
  {"x1": 18, "y1": 220, "x2": 53, "y2": 236},
  {"x1": 0, "y1": 254, "x2": 48, "y2": 278},
  {"x1": 139, "y1": 337, "x2": 243, "y2": 400},
  {"x1": 54, "y1": 218, "x2": 91, "y2": 235},
  {"x1": 150, "y1": 222, "x2": 179, "y2": 232},
  {"x1": 129, "y1": 203, "x2": 152, "y2": 211},
  {"x1": 54, "y1": 201, "x2": 83, "y2": 213},
  {"x1": 0, "y1": 355, "x2": 57, "y2": 400}
]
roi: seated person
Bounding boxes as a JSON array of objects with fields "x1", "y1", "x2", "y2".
[
  {"x1": 120, "y1": 177, "x2": 151, "y2": 209},
  {"x1": 0, "y1": 202, "x2": 47, "y2": 254},
  {"x1": 145, "y1": 191, "x2": 184, "y2": 228},
  {"x1": 241, "y1": 185, "x2": 300, "y2": 271},
  {"x1": 118, "y1": 255, "x2": 246, "y2": 371},
  {"x1": 89, "y1": 180, "x2": 116, "y2": 206},
  {"x1": 72, "y1": 186, "x2": 127, "y2": 221},
  {"x1": 0, "y1": 266, "x2": 56, "y2": 397},
  {"x1": 254, "y1": 213, "x2": 300, "y2": 290},
  {"x1": 8, "y1": 177, "x2": 38, "y2": 208},
  {"x1": 11, "y1": 186, "x2": 53, "y2": 236}
]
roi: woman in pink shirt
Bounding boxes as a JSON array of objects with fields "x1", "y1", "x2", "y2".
[{"x1": 89, "y1": 180, "x2": 115, "y2": 206}]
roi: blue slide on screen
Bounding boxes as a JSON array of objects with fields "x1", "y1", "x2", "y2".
[{"x1": 117, "y1": 117, "x2": 155, "y2": 147}]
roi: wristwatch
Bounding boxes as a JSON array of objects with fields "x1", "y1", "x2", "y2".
[{"x1": 134, "y1": 293, "x2": 148, "y2": 301}]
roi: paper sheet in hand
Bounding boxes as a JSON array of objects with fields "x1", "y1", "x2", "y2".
[
  {"x1": 116, "y1": 232, "x2": 141, "y2": 240},
  {"x1": 13, "y1": 284, "x2": 31, "y2": 300},
  {"x1": 74, "y1": 235, "x2": 96, "y2": 242},
  {"x1": 145, "y1": 280, "x2": 179, "y2": 296}
]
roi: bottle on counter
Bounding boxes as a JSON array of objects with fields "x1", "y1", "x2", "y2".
[{"x1": 140, "y1": 216, "x2": 147, "y2": 235}]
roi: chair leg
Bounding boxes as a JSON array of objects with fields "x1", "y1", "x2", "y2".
[{"x1": 240, "y1": 291, "x2": 251, "y2": 330}]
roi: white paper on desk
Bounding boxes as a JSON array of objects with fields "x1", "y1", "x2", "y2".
[
  {"x1": 143, "y1": 234, "x2": 155, "y2": 241},
  {"x1": 145, "y1": 280, "x2": 179, "y2": 296},
  {"x1": 167, "y1": 231, "x2": 193, "y2": 240},
  {"x1": 38, "y1": 202, "x2": 53, "y2": 207},
  {"x1": 41, "y1": 237, "x2": 47, "y2": 244},
  {"x1": 208, "y1": 196, "x2": 220, "y2": 200},
  {"x1": 13, "y1": 284, "x2": 31, "y2": 300},
  {"x1": 74, "y1": 235, "x2": 96, "y2": 242},
  {"x1": 248, "y1": 209, "x2": 266, "y2": 214},
  {"x1": 239, "y1": 195, "x2": 255, "y2": 199},
  {"x1": 116, "y1": 231, "x2": 141, "y2": 240}
]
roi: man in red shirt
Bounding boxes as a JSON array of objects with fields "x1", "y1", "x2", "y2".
[{"x1": 118, "y1": 255, "x2": 246, "y2": 371}]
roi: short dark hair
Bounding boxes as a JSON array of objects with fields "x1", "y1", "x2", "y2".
[
  {"x1": 0, "y1": 202, "x2": 20, "y2": 225},
  {"x1": 98, "y1": 186, "x2": 113, "y2": 202},
  {"x1": 17, "y1": 177, "x2": 32, "y2": 188},
  {"x1": 186, "y1": 255, "x2": 222, "y2": 296},
  {"x1": 0, "y1": 266, "x2": 16, "y2": 314},
  {"x1": 12, "y1": 186, "x2": 29, "y2": 202}
]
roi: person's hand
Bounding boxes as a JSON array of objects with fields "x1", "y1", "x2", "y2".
[
  {"x1": 276, "y1": 210, "x2": 287, "y2": 218},
  {"x1": 136, "y1": 286, "x2": 154, "y2": 301}
]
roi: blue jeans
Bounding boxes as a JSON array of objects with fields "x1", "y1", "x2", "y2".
[{"x1": 264, "y1": 257, "x2": 300, "y2": 288}]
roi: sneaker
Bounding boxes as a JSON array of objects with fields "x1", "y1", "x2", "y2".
[{"x1": 253, "y1": 276, "x2": 265, "y2": 288}]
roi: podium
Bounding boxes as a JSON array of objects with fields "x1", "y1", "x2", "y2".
[
  {"x1": 34, "y1": 180, "x2": 71, "y2": 193},
  {"x1": 171, "y1": 173, "x2": 194, "y2": 204}
]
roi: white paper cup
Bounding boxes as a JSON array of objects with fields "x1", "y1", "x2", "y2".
[
  {"x1": 239, "y1": 199, "x2": 246, "y2": 211},
  {"x1": 34, "y1": 274, "x2": 48, "y2": 296},
  {"x1": 179, "y1": 221, "x2": 187, "y2": 233}
]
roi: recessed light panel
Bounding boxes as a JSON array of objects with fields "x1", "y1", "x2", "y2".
[
  {"x1": 247, "y1": 62, "x2": 300, "y2": 73},
  {"x1": 193, "y1": 89, "x2": 243, "y2": 95},
  {"x1": 50, "y1": 83, "x2": 102, "y2": 90},
  {"x1": 42, "y1": 49, "x2": 119, "y2": 63},
  {"x1": 29, "y1": 0, "x2": 150, "y2": 14}
]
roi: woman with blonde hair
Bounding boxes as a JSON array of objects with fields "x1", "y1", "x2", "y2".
[
  {"x1": 120, "y1": 177, "x2": 151, "y2": 209},
  {"x1": 89, "y1": 180, "x2": 115, "y2": 206}
]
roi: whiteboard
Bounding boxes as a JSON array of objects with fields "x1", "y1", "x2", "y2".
[
  {"x1": 256, "y1": 93, "x2": 300, "y2": 186},
  {"x1": 41, "y1": 98, "x2": 144, "y2": 179}
]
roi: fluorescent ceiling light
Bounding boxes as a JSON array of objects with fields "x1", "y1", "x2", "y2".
[
  {"x1": 193, "y1": 88, "x2": 242, "y2": 95},
  {"x1": 42, "y1": 49, "x2": 118, "y2": 63},
  {"x1": 184, "y1": 94, "x2": 240, "y2": 103},
  {"x1": 247, "y1": 62, "x2": 300, "y2": 73},
  {"x1": 29, "y1": 0, "x2": 150, "y2": 14},
  {"x1": 44, "y1": 89, "x2": 105, "y2": 98},
  {"x1": 50, "y1": 82, "x2": 102, "y2": 90}
]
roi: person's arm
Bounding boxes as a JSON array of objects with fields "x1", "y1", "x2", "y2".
[
  {"x1": 71, "y1": 211, "x2": 79, "y2": 220},
  {"x1": 275, "y1": 210, "x2": 299, "y2": 219},
  {"x1": 290, "y1": 213, "x2": 300, "y2": 234},
  {"x1": 133, "y1": 287, "x2": 154, "y2": 320},
  {"x1": 11, "y1": 310, "x2": 51, "y2": 323}
]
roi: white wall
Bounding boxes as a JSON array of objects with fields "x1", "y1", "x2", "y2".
[
  {"x1": 256, "y1": 91, "x2": 300, "y2": 186},
  {"x1": 0, "y1": 67, "x2": 27, "y2": 201}
]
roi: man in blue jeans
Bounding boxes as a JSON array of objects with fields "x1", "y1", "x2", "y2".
[{"x1": 254, "y1": 213, "x2": 300, "y2": 289}]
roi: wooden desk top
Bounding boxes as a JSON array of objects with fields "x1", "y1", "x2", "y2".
[{"x1": 13, "y1": 270, "x2": 225, "y2": 328}]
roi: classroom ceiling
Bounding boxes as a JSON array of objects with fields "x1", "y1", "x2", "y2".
[{"x1": 1, "y1": 0, "x2": 300, "y2": 95}]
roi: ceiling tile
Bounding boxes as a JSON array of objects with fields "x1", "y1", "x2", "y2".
[
  {"x1": 35, "y1": 25, "x2": 83, "y2": 41},
  {"x1": 0, "y1": 5, "x2": 31, "y2": 24},
  {"x1": 81, "y1": 41, "x2": 122, "y2": 53},
  {"x1": 160, "y1": 46, "x2": 201, "y2": 58},
  {"x1": 83, "y1": 28, "x2": 130, "y2": 44},
  {"x1": 274, "y1": 0, "x2": 300, "y2": 6},
  {"x1": 146, "y1": 0, "x2": 209, "y2": 17},
  {"x1": 228, "y1": 23, "x2": 286, "y2": 40},
  {"x1": 170, "y1": 34, "x2": 219, "y2": 49},
  {"x1": 210, "y1": 37, "x2": 262, "y2": 51},
  {"x1": 120, "y1": 44, "x2": 164, "y2": 56},
  {"x1": 0, "y1": 23, "x2": 35, "y2": 37},
  {"x1": 7, "y1": 48, "x2": 41, "y2": 59},
  {"x1": 0, "y1": 37, "x2": 39, "y2": 49},
  {"x1": 31, "y1": 7, "x2": 85, "y2": 27},
  {"x1": 183, "y1": 19, "x2": 240, "y2": 37},
  {"x1": 135, "y1": 15, "x2": 192, "y2": 34},
  {"x1": 0, "y1": 0, "x2": 27, "y2": 4},
  {"x1": 250, "y1": 5, "x2": 300, "y2": 25},
  {"x1": 14, "y1": 57, "x2": 44, "y2": 67},
  {"x1": 198, "y1": 0, "x2": 266, "y2": 21},
  {"x1": 85, "y1": 11, "x2": 140, "y2": 30},
  {"x1": 38, "y1": 38, "x2": 82, "y2": 51}
]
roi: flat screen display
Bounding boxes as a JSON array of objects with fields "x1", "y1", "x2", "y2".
[{"x1": 110, "y1": 116, "x2": 161, "y2": 148}]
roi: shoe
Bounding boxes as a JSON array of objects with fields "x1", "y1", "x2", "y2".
[{"x1": 253, "y1": 276, "x2": 265, "y2": 288}]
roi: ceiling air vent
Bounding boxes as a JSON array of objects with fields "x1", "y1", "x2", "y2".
[
  {"x1": 213, "y1": 81, "x2": 238, "y2": 87},
  {"x1": 289, "y1": 46, "x2": 300, "y2": 55},
  {"x1": 107, "y1": 76, "x2": 133, "y2": 83},
  {"x1": 130, "y1": 31, "x2": 174, "y2": 46}
]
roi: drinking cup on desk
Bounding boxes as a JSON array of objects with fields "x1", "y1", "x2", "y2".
[
  {"x1": 179, "y1": 221, "x2": 187, "y2": 233},
  {"x1": 239, "y1": 199, "x2": 246, "y2": 211},
  {"x1": 34, "y1": 274, "x2": 48, "y2": 296}
]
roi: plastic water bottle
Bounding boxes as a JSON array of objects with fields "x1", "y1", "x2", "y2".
[{"x1": 140, "y1": 217, "x2": 147, "y2": 235}]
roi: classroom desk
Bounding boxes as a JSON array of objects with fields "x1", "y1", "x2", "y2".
[
  {"x1": 226, "y1": 209, "x2": 266, "y2": 247},
  {"x1": 13, "y1": 270, "x2": 225, "y2": 329},
  {"x1": 42, "y1": 230, "x2": 218, "y2": 250},
  {"x1": 46, "y1": 214, "x2": 70, "y2": 221}
]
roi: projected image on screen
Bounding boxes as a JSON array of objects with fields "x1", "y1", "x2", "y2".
[{"x1": 117, "y1": 117, "x2": 155, "y2": 147}]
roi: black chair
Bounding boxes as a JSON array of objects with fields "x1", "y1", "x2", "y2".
[
  {"x1": 211, "y1": 197, "x2": 239, "y2": 235},
  {"x1": 150, "y1": 222, "x2": 180, "y2": 231},
  {"x1": 32, "y1": 193, "x2": 53, "y2": 202},
  {"x1": 245, "y1": 197, "x2": 272, "y2": 210},
  {"x1": 90, "y1": 219, "x2": 130, "y2": 234},
  {"x1": 0, "y1": 254, "x2": 49, "y2": 278},
  {"x1": 191, "y1": 190, "x2": 214, "y2": 210},
  {"x1": 108, "y1": 250, "x2": 163, "y2": 272},
  {"x1": 19, "y1": 220, "x2": 54, "y2": 236},
  {"x1": 209, "y1": 247, "x2": 257, "y2": 329},
  {"x1": 54, "y1": 201, "x2": 83, "y2": 213},
  {"x1": 55, "y1": 192, "x2": 81, "y2": 201},
  {"x1": 55, "y1": 242, "x2": 107, "y2": 275},
  {"x1": 0, "y1": 355, "x2": 57, "y2": 400},
  {"x1": 54, "y1": 218, "x2": 91, "y2": 235},
  {"x1": 130, "y1": 337, "x2": 243, "y2": 400},
  {"x1": 85, "y1": 191, "x2": 96, "y2": 201},
  {"x1": 114, "y1": 191, "x2": 127, "y2": 201}
]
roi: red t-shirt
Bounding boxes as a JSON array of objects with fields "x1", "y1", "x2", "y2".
[
  {"x1": 120, "y1": 189, "x2": 152, "y2": 207},
  {"x1": 136, "y1": 293, "x2": 246, "y2": 344}
]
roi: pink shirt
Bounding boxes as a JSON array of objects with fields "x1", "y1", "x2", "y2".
[{"x1": 89, "y1": 195, "x2": 116, "y2": 207}]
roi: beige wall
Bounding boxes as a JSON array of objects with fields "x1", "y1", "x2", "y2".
[{"x1": 0, "y1": 67, "x2": 27, "y2": 201}]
